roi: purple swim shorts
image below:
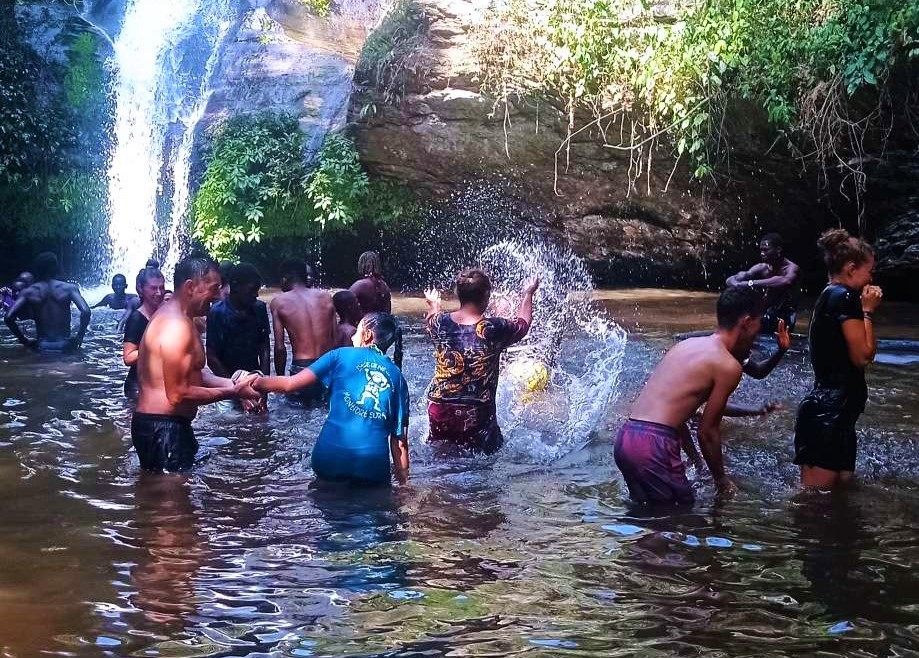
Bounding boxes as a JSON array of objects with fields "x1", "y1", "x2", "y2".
[{"x1": 613, "y1": 418, "x2": 693, "y2": 504}]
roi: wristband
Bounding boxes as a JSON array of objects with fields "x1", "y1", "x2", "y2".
[
  {"x1": 863, "y1": 311, "x2": 874, "y2": 321},
  {"x1": 747, "y1": 280, "x2": 755, "y2": 288}
]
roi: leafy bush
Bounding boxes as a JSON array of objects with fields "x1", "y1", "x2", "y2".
[
  {"x1": 354, "y1": 0, "x2": 429, "y2": 114},
  {"x1": 192, "y1": 112, "x2": 420, "y2": 259},
  {"x1": 300, "y1": 0, "x2": 332, "y2": 17},
  {"x1": 473, "y1": 0, "x2": 919, "y2": 187},
  {"x1": 64, "y1": 33, "x2": 103, "y2": 111}
]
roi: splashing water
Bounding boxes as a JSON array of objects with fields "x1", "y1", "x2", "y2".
[
  {"x1": 407, "y1": 186, "x2": 627, "y2": 462},
  {"x1": 480, "y1": 240, "x2": 628, "y2": 461},
  {"x1": 106, "y1": 0, "x2": 233, "y2": 281}
]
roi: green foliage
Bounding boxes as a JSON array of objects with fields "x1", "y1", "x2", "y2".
[
  {"x1": 473, "y1": 0, "x2": 919, "y2": 184},
  {"x1": 64, "y1": 33, "x2": 103, "y2": 111},
  {"x1": 304, "y1": 132, "x2": 369, "y2": 227},
  {"x1": 354, "y1": 0, "x2": 428, "y2": 113},
  {"x1": 192, "y1": 112, "x2": 420, "y2": 260},
  {"x1": 300, "y1": 0, "x2": 332, "y2": 17},
  {"x1": 0, "y1": 172, "x2": 106, "y2": 241}
]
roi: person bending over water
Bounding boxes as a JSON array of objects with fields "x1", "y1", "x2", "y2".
[
  {"x1": 424, "y1": 269, "x2": 539, "y2": 454},
  {"x1": 332, "y1": 290, "x2": 362, "y2": 346},
  {"x1": 255, "y1": 313, "x2": 410, "y2": 485},
  {"x1": 794, "y1": 229, "x2": 882, "y2": 489},
  {"x1": 123, "y1": 265, "x2": 166, "y2": 399},
  {"x1": 726, "y1": 232, "x2": 800, "y2": 333},
  {"x1": 269, "y1": 260, "x2": 338, "y2": 404},
  {"x1": 615, "y1": 286, "x2": 764, "y2": 504},
  {"x1": 349, "y1": 251, "x2": 391, "y2": 315},
  {"x1": 93, "y1": 273, "x2": 138, "y2": 310},
  {"x1": 4, "y1": 252, "x2": 91, "y2": 353},
  {"x1": 133, "y1": 253, "x2": 259, "y2": 473}
]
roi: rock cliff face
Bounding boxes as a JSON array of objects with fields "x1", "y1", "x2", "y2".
[
  {"x1": 349, "y1": 0, "x2": 862, "y2": 288},
  {"x1": 203, "y1": 0, "x2": 381, "y2": 155}
]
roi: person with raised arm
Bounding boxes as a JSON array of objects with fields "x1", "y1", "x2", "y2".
[
  {"x1": 424, "y1": 269, "x2": 539, "y2": 454},
  {"x1": 794, "y1": 229, "x2": 882, "y2": 489}
]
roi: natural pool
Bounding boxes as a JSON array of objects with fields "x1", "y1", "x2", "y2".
[{"x1": 1, "y1": 291, "x2": 918, "y2": 657}]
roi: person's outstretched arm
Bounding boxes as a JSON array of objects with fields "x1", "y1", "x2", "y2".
[
  {"x1": 723, "y1": 400, "x2": 782, "y2": 417},
  {"x1": 743, "y1": 319, "x2": 790, "y2": 379},
  {"x1": 253, "y1": 367, "x2": 319, "y2": 394},
  {"x1": 91, "y1": 294, "x2": 111, "y2": 310},
  {"x1": 515, "y1": 277, "x2": 539, "y2": 326},
  {"x1": 747, "y1": 262, "x2": 800, "y2": 289},
  {"x1": 423, "y1": 289, "x2": 442, "y2": 320}
]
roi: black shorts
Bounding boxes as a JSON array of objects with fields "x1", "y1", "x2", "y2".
[
  {"x1": 131, "y1": 412, "x2": 198, "y2": 473},
  {"x1": 793, "y1": 386, "x2": 865, "y2": 472},
  {"x1": 288, "y1": 359, "x2": 327, "y2": 405}
]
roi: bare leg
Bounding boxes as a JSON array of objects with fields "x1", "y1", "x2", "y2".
[{"x1": 800, "y1": 465, "x2": 847, "y2": 489}]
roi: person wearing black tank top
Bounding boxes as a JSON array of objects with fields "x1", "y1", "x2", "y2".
[
  {"x1": 123, "y1": 266, "x2": 166, "y2": 399},
  {"x1": 794, "y1": 229, "x2": 882, "y2": 489}
]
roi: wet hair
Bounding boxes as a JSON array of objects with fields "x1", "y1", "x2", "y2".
[
  {"x1": 145, "y1": 258, "x2": 160, "y2": 268},
  {"x1": 18, "y1": 271, "x2": 34, "y2": 285},
  {"x1": 135, "y1": 265, "x2": 165, "y2": 293},
  {"x1": 218, "y1": 260, "x2": 234, "y2": 286},
  {"x1": 716, "y1": 285, "x2": 764, "y2": 329},
  {"x1": 362, "y1": 312, "x2": 403, "y2": 368},
  {"x1": 279, "y1": 259, "x2": 317, "y2": 286},
  {"x1": 357, "y1": 251, "x2": 383, "y2": 277},
  {"x1": 33, "y1": 252, "x2": 59, "y2": 280},
  {"x1": 455, "y1": 268, "x2": 492, "y2": 310},
  {"x1": 818, "y1": 228, "x2": 874, "y2": 275},
  {"x1": 332, "y1": 289, "x2": 362, "y2": 325},
  {"x1": 229, "y1": 262, "x2": 262, "y2": 288},
  {"x1": 112, "y1": 273, "x2": 127, "y2": 286},
  {"x1": 173, "y1": 250, "x2": 219, "y2": 291},
  {"x1": 760, "y1": 232, "x2": 783, "y2": 248}
]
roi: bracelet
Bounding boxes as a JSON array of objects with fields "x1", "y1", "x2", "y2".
[
  {"x1": 747, "y1": 280, "x2": 755, "y2": 288},
  {"x1": 863, "y1": 311, "x2": 874, "y2": 321}
]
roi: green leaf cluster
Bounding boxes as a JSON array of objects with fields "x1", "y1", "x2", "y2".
[
  {"x1": 300, "y1": 0, "x2": 332, "y2": 17},
  {"x1": 192, "y1": 112, "x2": 419, "y2": 260},
  {"x1": 473, "y1": 0, "x2": 919, "y2": 179},
  {"x1": 64, "y1": 32, "x2": 104, "y2": 111}
]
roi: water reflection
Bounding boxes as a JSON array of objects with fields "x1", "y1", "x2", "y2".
[{"x1": 130, "y1": 474, "x2": 207, "y2": 625}]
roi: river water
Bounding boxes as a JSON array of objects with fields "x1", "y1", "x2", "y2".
[{"x1": 1, "y1": 291, "x2": 918, "y2": 657}]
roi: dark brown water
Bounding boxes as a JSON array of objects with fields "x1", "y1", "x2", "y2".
[{"x1": 1, "y1": 291, "x2": 918, "y2": 657}]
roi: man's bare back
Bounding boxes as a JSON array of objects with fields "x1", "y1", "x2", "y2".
[
  {"x1": 4, "y1": 276, "x2": 91, "y2": 350},
  {"x1": 631, "y1": 335, "x2": 743, "y2": 429},
  {"x1": 270, "y1": 286, "x2": 338, "y2": 374}
]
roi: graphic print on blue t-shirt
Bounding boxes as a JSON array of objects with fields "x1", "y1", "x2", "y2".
[{"x1": 308, "y1": 347, "x2": 410, "y2": 483}]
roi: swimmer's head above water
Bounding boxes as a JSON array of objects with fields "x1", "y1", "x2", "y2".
[
  {"x1": 173, "y1": 251, "x2": 221, "y2": 317},
  {"x1": 135, "y1": 264, "x2": 165, "y2": 309}
]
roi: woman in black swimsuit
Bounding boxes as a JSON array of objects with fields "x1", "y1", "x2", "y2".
[
  {"x1": 794, "y1": 229, "x2": 883, "y2": 489},
  {"x1": 123, "y1": 265, "x2": 166, "y2": 399}
]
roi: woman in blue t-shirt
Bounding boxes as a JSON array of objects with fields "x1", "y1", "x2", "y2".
[
  {"x1": 794, "y1": 229, "x2": 882, "y2": 489},
  {"x1": 254, "y1": 312, "x2": 410, "y2": 485}
]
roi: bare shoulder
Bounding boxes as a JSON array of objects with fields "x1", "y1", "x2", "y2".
[{"x1": 151, "y1": 309, "x2": 195, "y2": 344}]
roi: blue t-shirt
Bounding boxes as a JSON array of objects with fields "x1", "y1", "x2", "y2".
[{"x1": 308, "y1": 347, "x2": 410, "y2": 483}]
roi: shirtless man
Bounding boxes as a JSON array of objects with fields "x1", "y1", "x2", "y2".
[
  {"x1": 4, "y1": 252, "x2": 91, "y2": 353},
  {"x1": 349, "y1": 251, "x2": 391, "y2": 315},
  {"x1": 726, "y1": 232, "x2": 800, "y2": 333},
  {"x1": 269, "y1": 259, "x2": 338, "y2": 403},
  {"x1": 132, "y1": 253, "x2": 259, "y2": 473},
  {"x1": 332, "y1": 290, "x2": 362, "y2": 346},
  {"x1": 614, "y1": 286, "x2": 764, "y2": 504},
  {"x1": 93, "y1": 273, "x2": 138, "y2": 310}
]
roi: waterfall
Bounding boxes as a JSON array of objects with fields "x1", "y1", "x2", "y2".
[{"x1": 105, "y1": 0, "x2": 234, "y2": 282}]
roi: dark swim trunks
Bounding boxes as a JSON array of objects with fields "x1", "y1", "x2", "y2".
[
  {"x1": 427, "y1": 400, "x2": 503, "y2": 455},
  {"x1": 288, "y1": 358, "x2": 327, "y2": 405},
  {"x1": 793, "y1": 385, "x2": 866, "y2": 473},
  {"x1": 613, "y1": 419, "x2": 694, "y2": 505},
  {"x1": 131, "y1": 412, "x2": 198, "y2": 473},
  {"x1": 37, "y1": 338, "x2": 71, "y2": 352}
]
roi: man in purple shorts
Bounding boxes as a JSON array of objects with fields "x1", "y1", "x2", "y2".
[{"x1": 615, "y1": 286, "x2": 764, "y2": 503}]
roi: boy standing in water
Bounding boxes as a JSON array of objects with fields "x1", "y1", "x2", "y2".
[{"x1": 614, "y1": 286, "x2": 764, "y2": 503}]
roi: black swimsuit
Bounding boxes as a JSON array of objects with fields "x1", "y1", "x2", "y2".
[
  {"x1": 793, "y1": 284, "x2": 867, "y2": 472},
  {"x1": 131, "y1": 413, "x2": 198, "y2": 473}
]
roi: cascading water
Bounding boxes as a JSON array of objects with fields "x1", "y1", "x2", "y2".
[{"x1": 105, "y1": 0, "x2": 233, "y2": 281}]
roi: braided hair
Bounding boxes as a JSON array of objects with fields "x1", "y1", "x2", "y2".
[{"x1": 362, "y1": 312, "x2": 403, "y2": 369}]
